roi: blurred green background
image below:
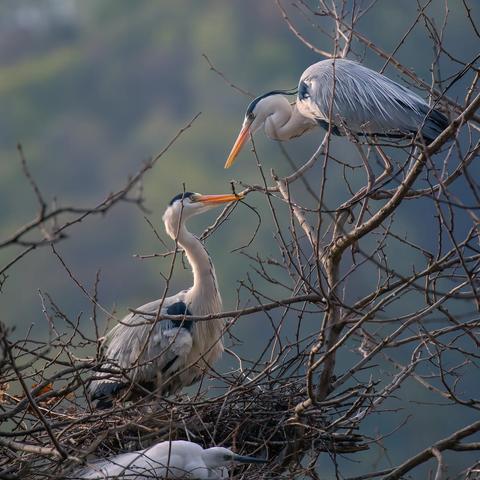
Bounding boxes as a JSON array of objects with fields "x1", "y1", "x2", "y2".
[{"x1": 0, "y1": 0, "x2": 479, "y2": 477}]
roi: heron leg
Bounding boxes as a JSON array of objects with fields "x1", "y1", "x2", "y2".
[
  {"x1": 339, "y1": 144, "x2": 393, "y2": 258},
  {"x1": 352, "y1": 145, "x2": 393, "y2": 236},
  {"x1": 341, "y1": 143, "x2": 394, "y2": 213},
  {"x1": 355, "y1": 143, "x2": 375, "y2": 197},
  {"x1": 339, "y1": 143, "x2": 374, "y2": 213},
  {"x1": 374, "y1": 145, "x2": 393, "y2": 185},
  {"x1": 335, "y1": 143, "x2": 374, "y2": 256}
]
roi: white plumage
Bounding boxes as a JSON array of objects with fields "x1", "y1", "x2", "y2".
[{"x1": 70, "y1": 440, "x2": 267, "y2": 479}]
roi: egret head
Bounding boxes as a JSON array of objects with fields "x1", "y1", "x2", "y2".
[
  {"x1": 225, "y1": 89, "x2": 297, "y2": 169},
  {"x1": 163, "y1": 192, "x2": 243, "y2": 239},
  {"x1": 202, "y1": 447, "x2": 268, "y2": 468}
]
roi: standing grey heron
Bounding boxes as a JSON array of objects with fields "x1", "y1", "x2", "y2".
[
  {"x1": 70, "y1": 440, "x2": 267, "y2": 479},
  {"x1": 224, "y1": 58, "x2": 448, "y2": 194},
  {"x1": 89, "y1": 192, "x2": 243, "y2": 408}
]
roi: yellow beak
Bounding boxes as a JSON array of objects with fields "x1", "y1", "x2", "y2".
[
  {"x1": 224, "y1": 120, "x2": 252, "y2": 169},
  {"x1": 193, "y1": 193, "x2": 244, "y2": 204}
]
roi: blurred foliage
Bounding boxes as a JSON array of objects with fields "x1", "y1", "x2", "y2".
[{"x1": 0, "y1": 1, "x2": 478, "y2": 477}]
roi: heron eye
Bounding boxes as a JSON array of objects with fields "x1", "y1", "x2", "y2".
[
  {"x1": 247, "y1": 112, "x2": 255, "y2": 121},
  {"x1": 298, "y1": 81, "x2": 310, "y2": 100}
]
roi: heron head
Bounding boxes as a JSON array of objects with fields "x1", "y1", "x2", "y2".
[
  {"x1": 163, "y1": 192, "x2": 244, "y2": 239},
  {"x1": 202, "y1": 447, "x2": 268, "y2": 468},
  {"x1": 224, "y1": 89, "x2": 297, "y2": 169}
]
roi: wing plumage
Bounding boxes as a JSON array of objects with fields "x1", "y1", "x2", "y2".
[
  {"x1": 70, "y1": 441, "x2": 211, "y2": 480},
  {"x1": 72, "y1": 450, "x2": 163, "y2": 479},
  {"x1": 89, "y1": 296, "x2": 194, "y2": 406},
  {"x1": 71, "y1": 449, "x2": 182, "y2": 479},
  {"x1": 298, "y1": 59, "x2": 448, "y2": 142}
]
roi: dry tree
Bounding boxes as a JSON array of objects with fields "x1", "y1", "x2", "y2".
[{"x1": 1, "y1": 1, "x2": 479, "y2": 479}]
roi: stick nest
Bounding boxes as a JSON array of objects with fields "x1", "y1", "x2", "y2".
[{"x1": 0, "y1": 372, "x2": 368, "y2": 479}]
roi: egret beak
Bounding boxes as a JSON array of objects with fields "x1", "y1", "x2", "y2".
[
  {"x1": 224, "y1": 119, "x2": 253, "y2": 169},
  {"x1": 192, "y1": 193, "x2": 244, "y2": 204},
  {"x1": 232, "y1": 454, "x2": 268, "y2": 464}
]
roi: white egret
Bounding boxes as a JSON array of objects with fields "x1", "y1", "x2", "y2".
[
  {"x1": 89, "y1": 192, "x2": 243, "y2": 408},
  {"x1": 70, "y1": 440, "x2": 267, "y2": 479}
]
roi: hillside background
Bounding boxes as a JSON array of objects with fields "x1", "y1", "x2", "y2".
[{"x1": 1, "y1": 1, "x2": 478, "y2": 477}]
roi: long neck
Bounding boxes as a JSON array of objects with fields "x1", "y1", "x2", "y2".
[
  {"x1": 176, "y1": 224, "x2": 222, "y2": 314},
  {"x1": 264, "y1": 97, "x2": 316, "y2": 141}
]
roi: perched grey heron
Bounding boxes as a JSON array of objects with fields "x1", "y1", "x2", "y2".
[
  {"x1": 89, "y1": 192, "x2": 243, "y2": 408},
  {"x1": 224, "y1": 58, "x2": 448, "y2": 194},
  {"x1": 70, "y1": 440, "x2": 267, "y2": 479}
]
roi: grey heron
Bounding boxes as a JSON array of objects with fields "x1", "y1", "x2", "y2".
[
  {"x1": 89, "y1": 192, "x2": 243, "y2": 408},
  {"x1": 70, "y1": 440, "x2": 267, "y2": 479},
  {"x1": 224, "y1": 58, "x2": 448, "y2": 195}
]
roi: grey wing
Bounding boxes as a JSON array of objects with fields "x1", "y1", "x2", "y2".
[
  {"x1": 298, "y1": 59, "x2": 447, "y2": 141},
  {"x1": 89, "y1": 294, "x2": 194, "y2": 403}
]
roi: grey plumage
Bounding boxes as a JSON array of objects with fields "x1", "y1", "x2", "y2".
[
  {"x1": 297, "y1": 59, "x2": 448, "y2": 142},
  {"x1": 225, "y1": 58, "x2": 449, "y2": 168},
  {"x1": 90, "y1": 297, "x2": 202, "y2": 407},
  {"x1": 89, "y1": 192, "x2": 244, "y2": 407}
]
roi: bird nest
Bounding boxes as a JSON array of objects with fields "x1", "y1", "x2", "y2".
[{"x1": 0, "y1": 370, "x2": 368, "y2": 479}]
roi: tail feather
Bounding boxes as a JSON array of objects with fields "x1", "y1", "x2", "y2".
[
  {"x1": 90, "y1": 380, "x2": 125, "y2": 400},
  {"x1": 89, "y1": 379, "x2": 126, "y2": 408},
  {"x1": 421, "y1": 107, "x2": 449, "y2": 142},
  {"x1": 90, "y1": 380, "x2": 127, "y2": 400}
]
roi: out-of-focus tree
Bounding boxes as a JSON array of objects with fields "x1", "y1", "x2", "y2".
[{"x1": 0, "y1": 1, "x2": 479, "y2": 479}]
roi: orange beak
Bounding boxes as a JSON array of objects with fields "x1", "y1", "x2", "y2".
[
  {"x1": 192, "y1": 193, "x2": 244, "y2": 204},
  {"x1": 224, "y1": 120, "x2": 253, "y2": 169}
]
